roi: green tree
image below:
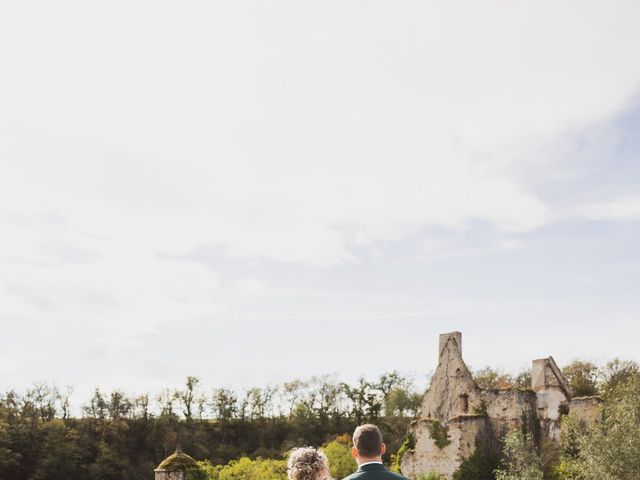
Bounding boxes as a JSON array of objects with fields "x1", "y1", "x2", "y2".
[
  {"x1": 385, "y1": 388, "x2": 421, "y2": 418},
  {"x1": 342, "y1": 378, "x2": 382, "y2": 423},
  {"x1": 311, "y1": 375, "x2": 342, "y2": 427},
  {"x1": 192, "y1": 460, "x2": 223, "y2": 480},
  {"x1": 89, "y1": 441, "x2": 131, "y2": 480},
  {"x1": 473, "y1": 367, "x2": 514, "y2": 390},
  {"x1": 0, "y1": 415, "x2": 20, "y2": 479},
  {"x1": 157, "y1": 388, "x2": 177, "y2": 418},
  {"x1": 494, "y1": 431, "x2": 543, "y2": 480},
  {"x1": 106, "y1": 390, "x2": 132, "y2": 421},
  {"x1": 26, "y1": 383, "x2": 58, "y2": 422},
  {"x1": 215, "y1": 457, "x2": 287, "y2": 480},
  {"x1": 565, "y1": 375, "x2": 640, "y2": 480},
  {"x1": 176, "y1": 377, "x2": 200, "y2": 421},
  {"x1": 561, "y1": 361, "x2": 599, "y2": 397},
  {"x1": 31, "y1": 419, "x2": 83, "y2": 480},
  {"x1": 599, "y1": 359, "x2": 640, "y2": 398},
  {"x1": 323, "y1": 434, "x2": 357, "y2": 479},
  {"x1": 514, "y1": 369, "x2": 532, "y2": 390},
  {"x1": 84, "y1": 388, "x2": 108, "y2": 421},
  {"x1": 247, "y1": 387, "x2": 277, "y2": 421},
  {"x1": 453, "y1": 445, "x2": 500, "y2": 480},
  {"x1": 282, "y1": 380, "x2": 305, "y2": 418}
]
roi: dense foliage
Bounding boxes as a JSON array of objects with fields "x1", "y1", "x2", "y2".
[
  {"x1": 2, "y1": 359, "x2": 638, "y2": 480},
  {"x1": 0, "y1": 372, "x2": 420, "y2": 480},
  {"x1": 494, "y1": 432, "x2": 543, "y2": 480},
  {"x1": 471, "y1": 359, "x2": 640, "y2": 480},
  {"x1": 552, "y1": 369, "x2": 640, "y2": 480},
  {"x1": 453, "y1": 445, "x2": 500, "y2": 480},
  {"x1": 322, "y1": 435, "x2": 357, "y2": 479},
  {"x1": 193, "y1": 457, "x2": 288, "y2": 480}
]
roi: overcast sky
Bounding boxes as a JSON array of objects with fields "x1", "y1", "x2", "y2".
[{"x1": 1, "y1": 1, "x2": 640, "y2": 404}]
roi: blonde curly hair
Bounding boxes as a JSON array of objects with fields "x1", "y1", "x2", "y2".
[{"x1": 287, "y1": 447, "x2": 331, "y2": 480}]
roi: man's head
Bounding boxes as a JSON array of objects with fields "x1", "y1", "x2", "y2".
[{"x1": 351, "y1": 424, "x2": 386, "y2": 464}]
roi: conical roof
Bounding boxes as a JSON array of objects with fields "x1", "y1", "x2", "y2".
[{"x1": 155, "y1": 445, "x2": 198, "y2": 472}]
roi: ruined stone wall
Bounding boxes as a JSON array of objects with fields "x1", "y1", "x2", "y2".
[
  {"x1": 155, "y1": 472, "x2": 185, "y2": 480},
  {"x1": 420, "y1": 332, "x2": 482, "y2": 422},
  {"x1": 531, "y1": 357, "x2": 572, "y2": 441},
  {"x1": 401, "y1": 416, "x2": 490, "y2": 479},
  {"x1": 403, "y1": 332, "x2": 602, "y2": 480},
  {"x1": 536, "y1": 387, "x2": 568, "y2": 440},
  {"x1": 482, "y1": 389, "x2": 538, "y2": 440},
  {"x1": 569, "y1": 396, "x2": 603, "y2": 425}
]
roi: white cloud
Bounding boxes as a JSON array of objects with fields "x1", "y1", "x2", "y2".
[
  {"x1": 581, "y1": 196, "x2": 640, "y2": 220},
  {"x1": 1, "y1": 2, "x2": 638, "y2": 266},
  {"x1": 1, "y1": 0, "x2": 640, "y2": 379}
]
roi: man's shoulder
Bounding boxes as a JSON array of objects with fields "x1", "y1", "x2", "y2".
[
  {"x1": 342, "y1": 469, "x2": 409, "y2": 480},
  {"x1": 381, "y1": 470, "x2": 409, "y2": 480}
]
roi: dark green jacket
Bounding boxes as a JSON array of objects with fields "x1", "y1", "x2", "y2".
[{"x1": 342, "y1": 463, "x2": 409, "y2": 480}]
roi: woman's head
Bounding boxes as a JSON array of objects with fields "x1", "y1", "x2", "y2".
[{"x1": 287, "y1": 447, "x2": 331, "y2": 480}]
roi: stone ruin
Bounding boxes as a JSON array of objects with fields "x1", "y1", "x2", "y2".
[{"x1": 400, "y1": 332, "x2": 603, "y2": 479}]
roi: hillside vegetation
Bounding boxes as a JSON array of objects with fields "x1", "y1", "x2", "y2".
[{"x1": 1, "y1": 360, "x2": 638, "y2": 480}]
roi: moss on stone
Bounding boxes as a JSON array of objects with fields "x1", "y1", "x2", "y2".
[
  {"x1": 392, "y1": 431, "x2": 415, "y2": 472},
  {"x1": 156, "y1": 449, "x2": 199, "y2": 472},
  {"x1": 429, "y1": 420, "x2": 451, "y2": 449}
]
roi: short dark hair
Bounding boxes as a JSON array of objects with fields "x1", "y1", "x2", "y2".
[{"x1": 352, "y1": 424, "x2": 383, "y2": 457}]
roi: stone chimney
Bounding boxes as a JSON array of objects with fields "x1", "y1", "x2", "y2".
[
  {"x1": 439, "y1": 331, "x2": 462, "y2": 358},
  {"x1": 420, "y1": 331, "x2": 480, "y2": 422},
  {"x1": 531, "y1": 356, "x2": 572, "y2": 441},
  {"x1": 531, "y1": 356, "x2": 571, "y2": 396}
]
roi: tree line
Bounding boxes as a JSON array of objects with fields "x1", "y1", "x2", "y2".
[
  {"x1": 0, "y1": 371, "x2": 421, "y2": 480},
  {"x1": 1, "y1": 359, "x2": 639, "y2": 480}
]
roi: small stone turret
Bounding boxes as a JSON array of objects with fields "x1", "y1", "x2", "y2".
[{"x1": 155, "y1": 445, "x2": 198, "y2": 480}]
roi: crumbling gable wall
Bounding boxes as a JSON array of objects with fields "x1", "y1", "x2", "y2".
[
  {"x1": 401, "y1": 331, "x2": 599, "y2": 480},
  {"x1": 401, "y1": 415, "x2": 491, "y2": 479},
  {"x1": 532, "y1": 357, "x2": 572, "y2": 440},
  {"x1": 569, "y1": 396, "x2": 603, "y2": 425},
  {"x1": 419, "y1": 332, "x2": 483, "y2": 421},
  {"x1": 402, "y1": 332, "x2": 494, "y2": 479}
]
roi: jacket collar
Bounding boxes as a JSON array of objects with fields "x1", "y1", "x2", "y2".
[{"x1": 357, "y1": 462, "x2": 385, "y2": 472}]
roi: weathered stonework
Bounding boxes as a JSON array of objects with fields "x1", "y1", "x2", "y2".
[
  {"x1": 569, "y1": 396, "x2": 604, "y2": 425},
  {"x1": 482, "y1": 388, "x2": 538, "y2": 440},
  {"x1": 402, "y1": 415, "x2": 491, "y2": 478},
  {"x1": 155, "y1": 472, "x2": 186, "y2": 480},
  {"x1": 401, "y1": 332, "x2": 601, "y2": 479},
  {"x1": 419, "y1": 332, "x2": 482, "y2": 422},
  {"x1": 532, "y1": 357, "x2": 572, "y2": 441}
]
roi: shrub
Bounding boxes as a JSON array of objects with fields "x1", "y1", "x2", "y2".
[
  {"x1": 195, "y1": 457, "x2": 287, "y2": 480},
  {"x1": 428, "y1": 421, "x2": 451, "y2": 449},
  {"x1": 415, "y1": 471, "x2": 440, "y2": 480},
  {"x1": 323, "y1": 435, "x2": 357, "y2": 479},
  {"x1": 494, "y1": 432, "x2": 543, "y2": 480},
  {"x1": 390, "y1": 431, "x2": 415, "y2": 472},
  {"x1": 453, "y1": 445, "x2": 500, "y2": 480}
]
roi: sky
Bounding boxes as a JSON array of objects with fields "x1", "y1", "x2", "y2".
[{"x1": 1, "y1": 1, "x2": 640, "y2": 406}]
